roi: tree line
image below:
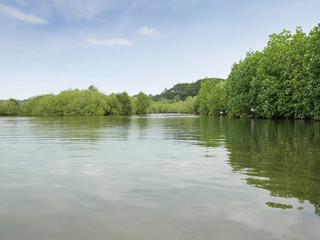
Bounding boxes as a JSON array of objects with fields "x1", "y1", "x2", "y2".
[
  {"x1": 0, "y1": 78, "x2": 219, "y2": 117},
  {"x1": 150, "y1": 77, "x2": 224, "y2": 101},
  {"x1": 225, "y1": 24, "x2": 320, "y2": 120},
  {"x1": 154, "y1": 24, "x2": 320, "y2": 120},
  {"x1": 1, "y1": 24, "x2": 319, "y2": 119},
  {"x1": 0, "y1": 87, "x2": 151, "y2": 117},
  {"x1": 186, "y1": 24, "x2": 319, "y2": 120}
]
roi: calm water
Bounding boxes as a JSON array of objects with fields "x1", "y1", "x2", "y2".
[{"x1": 0, "y1": 114, "x2": 319, "y2": 240}]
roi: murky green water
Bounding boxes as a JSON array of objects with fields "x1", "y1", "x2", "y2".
[{"x1": 0, "y1": 114, "x2": 319, "y2": 240}]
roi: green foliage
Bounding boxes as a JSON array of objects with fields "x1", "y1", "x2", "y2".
[
  {"x1": 105, "y1": 93, "x2": 122, "y2": 115},
  {"x1": 197, "y1": 78, "x2": 226, "y2": 115},
  {"x1": 306, "y1": 24, "x2": 320, "y2": 120},
  {"x1": 0, "y1": 99, "x2": 20, "y2": 115},
  {"x1": 2, "y1": 88, "x2": 135, "y2": 117},
  {"x1": 151, "y1": 78, "x2": 224, "y2": 101},
  {"x1": 225, "y1": 51, "x2": 263, "y2": 117},
  {"x1": 21, "y1": 89, "x2": 110, "y2": 117},
  {"x1": 179, "y1": 96, "x2": 197, "y2": 113},
  {"x1": 150, "y1": 96, "x2": 197, "y2": 114},
  {"x1": 116, "y1": 92, "x2": 132, "y2": 115},
  {"x1": 134, "y1": 92, "x2": 151, "y2": 114},
  {"x1": 225, "y1": 25, "x2": 320, "y2": 120},
  {"x1": 88, "y1": 85, "x2": 98, "y2": 91}
]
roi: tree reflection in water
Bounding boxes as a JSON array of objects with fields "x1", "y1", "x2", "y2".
[{"x1": 198, "y1": 116, "x2": 320, "y2": 216}]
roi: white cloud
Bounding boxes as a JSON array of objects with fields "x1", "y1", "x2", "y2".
[
  {"x1": 0, "y1": 4, "x2": 48, "y2": 24},
  {"x1": 138, "y1": 26, "x2": 159, "y2": 36},
  {"x1": 86, "y1": 38, "x2": 134, "y2": 46}
]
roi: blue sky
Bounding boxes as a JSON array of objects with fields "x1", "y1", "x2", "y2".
[{"x1": 1, "y1": 0, "x2": 319, "y2": 100}]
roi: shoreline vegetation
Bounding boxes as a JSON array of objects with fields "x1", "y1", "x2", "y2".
[{"x1": 1, "y1": 24, "x2": 319, "y2": 120}]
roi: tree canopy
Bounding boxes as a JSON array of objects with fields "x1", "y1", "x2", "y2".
[
  {"x1": 0, "y1": 88, "x2": 148, "y2": 117},
  {"x1": 225, "y1": 24, "x2": 320, "y2": 120},
  {"x1": 196, "y1": 78, "x2": 226, "y2": 115},
  {"x1": 151, "y1": 78, "x2": 224, "y2": 101}
]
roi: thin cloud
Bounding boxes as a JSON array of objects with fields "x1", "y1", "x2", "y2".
[
  {"x1": 0, "y1": 4, "x2": 48, "y2": 24},
  {"x1": 53, "y1": 0, "x2": 114, "y2": 20},
  {"x1": 138, "y1": 26, "x2": 159, "y2": 36},
  {"x1": 86, "y1": 38, "x2": 134, "y2": 46}
]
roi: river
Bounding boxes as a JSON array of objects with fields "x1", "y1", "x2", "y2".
[{"x1": 0, "y1": 114, "x2": 319, "y2": 239}]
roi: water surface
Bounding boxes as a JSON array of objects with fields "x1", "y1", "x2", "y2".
[{"x1": 0, "y1": 115, "x2": 319, "y2": 240}]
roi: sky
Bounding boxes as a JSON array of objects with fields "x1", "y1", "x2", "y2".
[{"x1": 0, "y1": 0, "x2": 320, "y2": 100}]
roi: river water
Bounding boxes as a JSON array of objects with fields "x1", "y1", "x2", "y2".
[{"x1": 0, "y1": 114, "x2": 319, "y2": 240}]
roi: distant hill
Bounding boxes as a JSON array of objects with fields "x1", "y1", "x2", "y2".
[{"x1": 151, "y1": 77, "x2": 225, "y2": 101}]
